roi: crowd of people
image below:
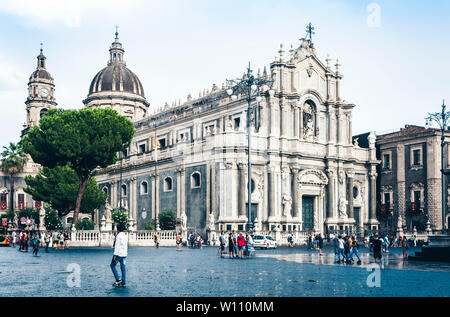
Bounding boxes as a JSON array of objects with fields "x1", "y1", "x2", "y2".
[
  {"x1": 218, "y1": 231, "x2": 254, "y2": 259},
  {"x1": 8, "y1": 230, "x2": 70, "y2": 255},
  {"x1": 187, "y1": 233, "x2": 204, "y2": 249}
]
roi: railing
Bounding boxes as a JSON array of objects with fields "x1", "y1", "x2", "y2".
[{"x1": 70, "y1": 230, "x2": 177, "y2": 247}]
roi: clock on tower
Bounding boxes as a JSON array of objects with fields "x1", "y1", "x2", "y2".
[{"x1": 24, "y1": 45, "x2": 57, "y2": 131}]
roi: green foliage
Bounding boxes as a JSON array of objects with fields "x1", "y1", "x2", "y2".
[
  {"x1": 158, "y1": 210, "x2": 176, "y2": 230},
  {"x1": 24, "y1": 165, "x2": 107, "y2": 217},
  {"x1": 22, "y1": 107, "x2": 134, "y2": 226},
  {"x1": 75, "y1": 218, "x2": 95, "y2": 230},
  {"x1": 1, "y1": 142, "x2": 26, "y2": 176},
  {"x1": 44, "y1": 207, "x2": 63, "y2": 231},
  {"x1": 144, "y1": 219, "x2": 156, "y2": 230},
  {"x1": 5, "y1": 209, "x2": 16, "y2": 221},
  {"x1": 111, "y1": 208, "x2": 129, "y2": 229},
  {"x1": 22, "y1": 108, "x2": 134, "y2": 179},
  {"x1": 18, "y1": 208, "x2": 40, "y2": 226}
]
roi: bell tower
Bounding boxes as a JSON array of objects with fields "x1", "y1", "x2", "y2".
[{"x1": 24, "y1": 44, "x2": 57, "y2": 129}]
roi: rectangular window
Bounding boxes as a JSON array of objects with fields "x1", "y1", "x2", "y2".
[
  {"x1": 383, "y1": 154, "x2": 390, "y2": 169},
  {"x1": 158, "y1": 138, "x2": 166, "y2": 149},
  {"x1": 413, "y1": 149, "x2": 421, "y2": 166},
  {"x1": 139, "y1": 144, "x2": 146, "y2": 153},
  {"x1": 414, "y1": 190, "x2": 421, "y2": 207},
  {"x1": 384, "y1": 193, "x2": 390, "y2": 207},
  {"x1": 0, "y1": 194, "x2": 6, "y2": 210},
  {"x1": 234, "y1": 117, "x2": 240, "y2": 131},
  {"x1": 18, "y1": 194, "x2": 24, "y2": 210}
]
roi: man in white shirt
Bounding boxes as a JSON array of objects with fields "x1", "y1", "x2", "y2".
[
  {"x1": 110, "y1": 224, "x2": 128, "y2": 287},
  {"x1": 337, "y1": 236, "x2": 345, "y2": 263}
]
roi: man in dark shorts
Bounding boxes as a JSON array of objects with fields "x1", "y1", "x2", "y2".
[
  {"x1": 372, "y1": 235, "x2": 383, "y2": 267},
  {"x1": 228, "y1": 232, "x2": 235, "y2": 258}
]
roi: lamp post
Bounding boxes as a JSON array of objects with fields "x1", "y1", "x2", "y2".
[
  {"x1": 425, "y1": 100, "x2": 449, "y2": 234},
  {"x1": 226, "y1": 62, "x2": 274, "y2": 233}
]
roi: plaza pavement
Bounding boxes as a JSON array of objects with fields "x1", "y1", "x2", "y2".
[{"x1": 0, "y1": 245, "x2": 448, "y2": 297}]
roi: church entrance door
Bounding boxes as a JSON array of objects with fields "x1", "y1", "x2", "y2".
[{"x1": 302, "y1": 196, "x2": 314, "y2": 231}]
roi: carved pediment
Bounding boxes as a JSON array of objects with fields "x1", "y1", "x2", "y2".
[{"x1": 297, "y1": 169, "x2": 328, "y2": 185}]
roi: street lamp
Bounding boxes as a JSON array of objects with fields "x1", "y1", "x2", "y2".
[
  {"x1": 425, "y1": 100, "x2": 449, "y2": 234},
  {"x1": 226, "y1": 62, "x2": 274, "y2": 233}
]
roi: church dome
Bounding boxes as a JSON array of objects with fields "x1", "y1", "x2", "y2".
[
  {"x1": 30, "y1": 69, "x2": 53, "y2": 81},
  {"x1": 88, "y1": 64, "x2": 145, "y2": 97},
  {"x1": 83, "y1": 29, "x2": 150, "y2": 121}
]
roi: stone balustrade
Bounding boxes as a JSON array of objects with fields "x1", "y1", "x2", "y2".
[{"x1": 70, "y1": 230, "x2": 177, "y2": 247}]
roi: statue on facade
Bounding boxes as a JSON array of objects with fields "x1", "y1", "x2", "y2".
[
  {"x1": 338, "y1": 196, "x2": 348, "y2": 218},
  {"x1": 353, "y1": 137, "x2": 360, "y2": 148},
  {"x1": 225, "y1": 118, "x2": 233, "y2": 132},
  {"x1": 104, "y1": 201, "x2": 112, "y2": 221},
  {"x1": 282, "y1": 194, "x2": 292, "y2": 218},
  {"x1": 181, "y1": 213, "x2": 187, "y2": 230},
  {"x1": 304, "y1": 118, "x2": 314, "y2": 140},
  {"x1": 208, "y1": 213, "x2": 215, "y2": 231}
]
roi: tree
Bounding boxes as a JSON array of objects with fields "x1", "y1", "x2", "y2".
[
  {"x1": 24, "y1": 165, "x2": 107, "y2": 218},
  {"x1": 75, "y1": 218, "x2": 95, "y2": 230},
  {"x1": 44, "y1": 206, "x2": 63, "y2": 231},
  {"x1": 112, "y1": 208, "x2": 128, "y2": 229},
  {"x1": 159, "y1": 210, "x2": 176, "y2": 230},
  {"x1": 1, "y1": 142, "x2": 27, "y2": 213},
  {"x1": 22, "y1": 108, "x2": 134, "y2": 227}
]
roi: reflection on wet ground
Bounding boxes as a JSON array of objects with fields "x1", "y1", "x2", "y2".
[
  {"x1": 257, "y1": 246, "x2": 450, "y2": 273},
  {"x1": 0, "y1": 246, "x2": 448, "y2": 297}
]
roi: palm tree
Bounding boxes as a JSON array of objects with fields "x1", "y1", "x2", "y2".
[{"x1": 1, "y1": 142, "x2": 27, "y2": 214}]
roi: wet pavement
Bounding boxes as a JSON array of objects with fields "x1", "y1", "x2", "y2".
[{"x1": 0, "y1": 245, "x2": 449, "y2": 297}]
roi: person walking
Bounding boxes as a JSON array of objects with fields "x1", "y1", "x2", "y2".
[
  {"x1": 110, "y1": 224, "x2": 128, "y2": 287},
  {"x1": 155, "y1": 233, "x2": 160, "y2": 248},
  {"x1": 402, "y1": 235, "x2": 409, "y2": 260},
  {"x1": 237, "y1": 233, "x2": 246, "y2": 258},
  {"x1": 232, "y1": 231, "x2": 238, "y2": 258},
  {"x1": 333, "y1": 235, "x2": 339, "y2": 261},
  {"x1": 219, "y1": 231, "x2": 226, "y2": 258},
  {"x1": 337, "y1": 235, "x2": 345, "y2": 263},
  {"x1": 32, "y1": 232, "x2": 39, "y2": 256},
  {"x1": 287, "y1": 234, "x2": 294, "y2": 247},
  {"x1": 350, "y1": 236, "x2": 362, "y2": 264},
  {"x1": 45, "y1": 231, "x2": 51, "y2": 253},
  {"x1": 228, "y1": 232, "x2": 235, "y2": 258},
  {"x1": 344, "y1": 236, "x2": 352, "y2": 263},
  {"x1": 11, "y1": 230, "x2": 16, "y2": 248},
  {"x1": 245, "y1": 232, "x2": 254, "y2": 257},
  {"x1": 176, "y1": 233, "x2": 182, "y2": 251},
  {"x1": 317, "y1": 233, "x2": 324, "y2": 256},
  {"x1": 372, "y1": 235, "x2": 383, "y2": 267}
]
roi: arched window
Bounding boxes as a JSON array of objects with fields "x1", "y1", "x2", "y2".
[
  {"x1": 164, "y1": 177, "x2": 173, "y2": 192},
  {"x1": 250, "y1": 179, "x2": 255, "y2": 193},
  {"x1": 102, "y1": 187, "x2": 108, "y2": 196},
  {"x1": 113, "y1": 53, "x2": 117, "y2": 61},
  {"x1": 121, "y1": 184, "x2": 127, "y2": 197},
  {"x1": 40, "y1": 108, "x2": 48, "y2": 118},
  {"x1": 191, "y1": 172, "x2": 201, "y2": 188},
  {"x1": 141, "y1": 181, "x2": 148, "y2": 195}
]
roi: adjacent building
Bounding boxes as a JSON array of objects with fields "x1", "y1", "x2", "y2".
[{"x1": 375, "y1": 125, "x2": 450, "y2": 234}]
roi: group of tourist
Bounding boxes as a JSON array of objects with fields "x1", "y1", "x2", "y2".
[
  {"x1": 307, "y1": 234, "x2": 324, "y2": 255},
  {"x1": 331, "y1": 235, "x2": 362, "y2": 264},
  {"x1": 8, "y1": 230, "x2": 70, "y2": 255},
  {"x1": 218, "y1": 231, "x2": 254, "y2": 259},
  {"x1": 187, "y1": 233, "x2": 204, "y2": 249}
]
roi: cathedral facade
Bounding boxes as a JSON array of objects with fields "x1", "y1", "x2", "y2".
[
  {"x1": 89, "y1": 33, "x2": 379, "y2": 237},
  {"x1": 1, "y1": 31, "x2": 381, "y2": 237}
]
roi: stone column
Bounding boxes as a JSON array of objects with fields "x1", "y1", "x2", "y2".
[
  {"x1": 154, "y1": 173, "x2": 160, "y2": 225},
  {"x1": 176, "y1": 168, "x2": 182, "y2": 219},
  {"x1": 110, "y1": 180, "x2": 117, "y2": 208},
  {"x1": 347, "y1": 171, "x2": 354, "y2": 219},
  {"x1": 291, "y1": 166, "x2": 300, "y2": 218},
  {"x1": 269, "y1": 167, "x2": 276, "y2": 218},
  {"x1": 294, "y1": 106, "x2": 299, "y2": 138},
  {"x1": 238, "y1": 162, "x2": 247, "y2": 218},
  {"x1": 326, "y1": 168, "x2": 335, "y2": 219},
  {"x1": 130, "y1": 177, "x2": 137, "y2": 222},
  {"x1": 151, "y1": 174, "x2": 156, "y2": 220},
  {"x1": 280, "y1": 101, "x2": 287, "y2": 137},
  {"x1": 396, "y1": 144, "x2": 406, "y2": 227},
  {"x1": 369, "y1": 171, "x2": 377, "y2": 221},
  {"x1": 299, "y1": 106, "x2": 304, "y2": 139}
]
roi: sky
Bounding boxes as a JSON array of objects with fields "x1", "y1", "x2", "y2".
[{"x1": 0, "y1": 0, "x2": 449, "y2": 149}]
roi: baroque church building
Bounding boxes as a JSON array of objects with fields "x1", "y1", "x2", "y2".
[
  {"x1": 88, "y1": 32, "x2": 379, "y2": 237},
  {"x1": 1, "y1": 30, "x2": 381, "y2": 237}
]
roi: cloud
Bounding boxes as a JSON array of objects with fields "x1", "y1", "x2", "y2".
[
  {"x1": 0, "y1": 0, "x2": 145, "y2": 29},
  {"x1": 0, "y1": 0, "x2": 82, "y2": 28},
  {"x1": 0, "y1": 54, "x2": 27, "y2": 90}
]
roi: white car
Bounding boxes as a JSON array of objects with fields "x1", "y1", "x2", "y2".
[{"x1": 252, "y1": 235, "x2": 277, "y2": 249}]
